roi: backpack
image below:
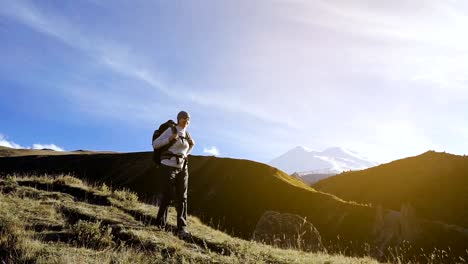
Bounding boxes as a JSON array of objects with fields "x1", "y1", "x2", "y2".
[{"x1": 152, "y1": 120, "x2": 177, "y2": 165}]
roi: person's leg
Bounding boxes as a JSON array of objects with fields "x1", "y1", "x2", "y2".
[
  {"x1": 175, "y1": 168, "x2": 189, "y2": 232},
  {"x1": 155, "y1": 165, "x2": 176, "y2": 228}
]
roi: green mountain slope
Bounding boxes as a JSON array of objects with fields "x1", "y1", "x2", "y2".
[{"x1": 313, "y1": 151, "x2": 468, "y2": 228}]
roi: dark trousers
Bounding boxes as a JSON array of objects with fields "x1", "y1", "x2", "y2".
[{"x1": 155, "y1": 164, "x2": 189, "y2": 231}]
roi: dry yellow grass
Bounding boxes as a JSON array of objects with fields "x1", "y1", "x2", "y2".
[{"x1": 0, "y1": 174, "x2": 382, "y2": 264}]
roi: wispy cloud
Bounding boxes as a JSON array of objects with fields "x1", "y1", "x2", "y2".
[
  {"x1": 203, "y1": 146, "x2": 220, "y2": 156},
  {"x1": 287, "y1": 0, "x2": 468, "y2": 49},
  {"x1": 0, "y1": 0, "x2": 297, "y2": 129},
  {"x1": 0, "y1": 1, "x2": 177, "y2": 120},
  {"x1": 282, "y1": 0, "x2": 468, "y2": 90},
  {"x1": 0, "y1": 134, "x2": 64, "y2": 151},
  {"x1": 32, "y1": 144, "x2": 64, "y2": 151},
  {"x1": 0, "y1": 134, "x2": 23, "y2": 149}
]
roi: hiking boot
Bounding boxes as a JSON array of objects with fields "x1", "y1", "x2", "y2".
[{"x1": 177, "y1": 229, "x2": 191, "y2": 239}]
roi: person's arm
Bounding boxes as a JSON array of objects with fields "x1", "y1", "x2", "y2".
[
  {"x1": 153, "y1": 127, "x2": 176, "y2": 150},
  {"x1": 186, "y1": 135, "x2": 195, "y2": 155}
]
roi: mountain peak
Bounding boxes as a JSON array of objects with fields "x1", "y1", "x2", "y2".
[
  {"x1": 269, "y1": 146, "x2": 378, "y2": 175},
  {"x1": 296, "y1": 145, "x2": 313, "y2": 152}
]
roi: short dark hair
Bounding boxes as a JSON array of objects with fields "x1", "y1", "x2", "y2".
[{"x1": 177, "y1": 111, "x2": 190, "y2": 121}]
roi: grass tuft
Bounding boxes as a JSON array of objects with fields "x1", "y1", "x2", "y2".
[
  {"x1": 99, "y1": 182, "x2": 111, "y2": 194},
  {"x1": 112, "y1": 188, "x2": 139, "y2": 207},
  {"x1": 54, "y1": 175, "x2": 84, "y2": 186},
  {"x1": 0, "y1": 213, "x2": 42, "y2": 263},
  {"x1": 71, "y1": 219, "x2": 116, "y2": 250}
]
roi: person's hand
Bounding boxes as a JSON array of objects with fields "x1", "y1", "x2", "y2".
[
  {"x1": 169, "y1": 133, "x2": 179, "y2": 142},
  {"x1": 188, "y1": 137, "x2": 195, "y2": 146}
]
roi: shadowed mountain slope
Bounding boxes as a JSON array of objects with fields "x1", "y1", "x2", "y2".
[
  {"x1": 0, "y1": 150, "x2": 371, "y2": 242},
  {"x1": 314, "y1": 151, "x2": 468, "y2": 228}
]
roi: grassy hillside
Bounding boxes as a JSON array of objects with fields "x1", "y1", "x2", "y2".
[
  {"x1": 0, "y1": 149, "x2": 376, "y2": 245},
  {"x1": 0, "y1": 146, "x2": 115, "y2": 157},
  {"x1": 313, "y1": 151, "x2": 468, "y2": 228},
  {"x1": 0, "y1": 174, "x2": 381, "y2": 264},
  {"x1": 1, "y1": 147, "x2": 467, "y2": 262}
]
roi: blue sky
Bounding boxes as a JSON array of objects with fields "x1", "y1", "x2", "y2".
[{"x1": 1, "y1": 0, "x2": 467, "y2": 163}]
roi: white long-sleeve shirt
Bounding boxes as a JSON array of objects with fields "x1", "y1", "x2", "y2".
[{"x1": 153, "y1": 125, "x2": 194, "y2": 169}]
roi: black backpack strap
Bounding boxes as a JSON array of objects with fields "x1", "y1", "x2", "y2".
[
  {"x1": 160, "y1": 127, "x2": 192, "y2": 166},
  {"x1": 161, "y1": 152, "x2": 185, "y2": 164},
  {"x1": 160, "y1": 125, "x2": 179, "y2": 161}
]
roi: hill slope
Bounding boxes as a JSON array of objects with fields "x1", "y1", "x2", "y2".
[
  {"x1": 0, "y1": 146, "x2": 115, "y2": 157},
  {"x1": 1, "y1": 147, "x2": 467, "y2": 262},
  {"x1": 0, "y1": 150, "x2": 373, "y2": 243},
  {"x1": 0, "y1": 175, "x2": 380, "y2": 263},
  {"x1": 314, "y1": 151, "x2": 468, "y2": 228}
]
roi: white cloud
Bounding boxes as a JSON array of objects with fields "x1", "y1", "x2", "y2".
[
  {"x1": 0, "y1": 134, "x2": 23, "y2": 149},
  {"x1": 203, "y1": 146, "x2": 220, "y2": 156},
  {"x1": 32, "y1": 144, "x2": 65, "y2": 152},
  {"x1": 0, "y1": 134, "x2": 64, "y2": 151}
]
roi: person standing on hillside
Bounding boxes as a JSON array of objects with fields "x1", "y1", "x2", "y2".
[{"x1": 152, "y1": 111, "x2": 195, "y2": 239}]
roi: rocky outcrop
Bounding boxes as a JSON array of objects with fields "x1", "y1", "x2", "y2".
[{"x1": 373, "y1": 203, "x2": 421, "y2": 256}]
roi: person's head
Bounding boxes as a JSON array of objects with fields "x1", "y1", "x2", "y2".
[{"x1": 177, "y1": 111, "x2": 190, "y2": 128}]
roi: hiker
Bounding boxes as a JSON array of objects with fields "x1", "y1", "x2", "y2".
[{"x1": 152, "y1": 111, "x2": 195, "y2": 238}]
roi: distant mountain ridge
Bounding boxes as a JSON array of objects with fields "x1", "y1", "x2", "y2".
[
  {"x1": 269, "y1": 146, "x2": 379, "y2": 176},
  {"x1": 291, "y1": 171, "x2": 337, "y2": 185}
]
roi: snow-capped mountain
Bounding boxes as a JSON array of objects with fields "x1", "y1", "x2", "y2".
[{"x1": 269, "y1": 146, "x2": 378, "y2": 177}]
